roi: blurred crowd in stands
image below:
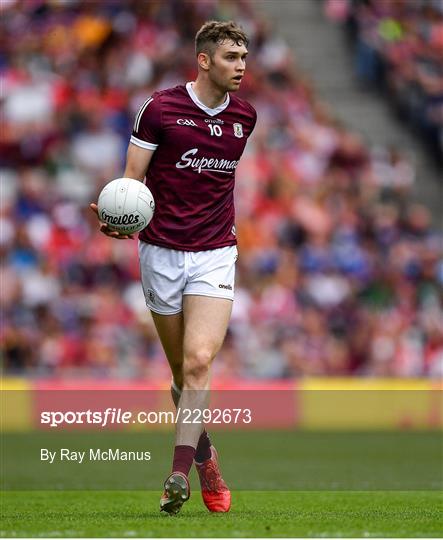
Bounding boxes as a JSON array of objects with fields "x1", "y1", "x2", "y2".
[
  {"x1": 326, "y1": 0, "x2": 443, "y2": 164},
  {"x1": 1, "y1": 0, "x2": 442, "y2": 379}
]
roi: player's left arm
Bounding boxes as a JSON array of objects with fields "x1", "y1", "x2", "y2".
[{"x1": 250, "y1": 106, "x2": 257, "y2": 134}]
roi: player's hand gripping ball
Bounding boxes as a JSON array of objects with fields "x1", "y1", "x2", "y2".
[{"x1": 97, "y1": 178, "x2": 155, "y2": 235}]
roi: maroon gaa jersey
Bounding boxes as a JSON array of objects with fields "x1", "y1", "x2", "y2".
[{"x1": 130, "y1": 83, "x2": 256, "y2": 251}]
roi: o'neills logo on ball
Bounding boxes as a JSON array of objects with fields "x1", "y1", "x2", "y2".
[{"x1": 100, "y1": 210, "x2": 141, "y2": 226}]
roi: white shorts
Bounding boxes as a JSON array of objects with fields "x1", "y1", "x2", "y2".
[{"x1": 138, "y1": 242, "x2": 238, "y2": 315}]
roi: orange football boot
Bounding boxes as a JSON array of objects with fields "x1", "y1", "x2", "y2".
[{"x1": 195, "y1": 446, "x2": 231, "y2": 512}]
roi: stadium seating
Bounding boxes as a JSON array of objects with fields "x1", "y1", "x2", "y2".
[
  {"x1": 329, "y1": 0, "x2": 443, "y2": 163},
  {"x1": 1, "y1": 0, "x2": 442, "y2": 379}
]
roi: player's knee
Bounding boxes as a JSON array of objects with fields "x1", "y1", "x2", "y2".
[{"x1": 182, "y1": 350, "x2": 212, "y2": 388}]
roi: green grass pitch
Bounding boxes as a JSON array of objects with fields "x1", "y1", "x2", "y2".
[
  {"x1": 2, "y1": 430, "x2": 441, "y2": 537},
  {"x1": 1, "y1": 490, "x2": 442, "y2": 537}
]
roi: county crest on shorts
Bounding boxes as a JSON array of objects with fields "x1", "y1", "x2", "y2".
[{"x1": 233, "y1": 123, "x2": 243, "y2": 138}]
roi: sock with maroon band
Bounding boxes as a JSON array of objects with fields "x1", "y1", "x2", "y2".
[
  {"x1": 172, "y1": 445, "x2": 195, "y2": 476},
  {"x1": 194, "y1": 430, "x2": 211, "y2": 463},
  {"x1": 171, "y1": 381, "x2": 212, "y2": 464}
]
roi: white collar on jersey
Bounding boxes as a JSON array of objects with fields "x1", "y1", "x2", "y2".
[{"x1": 186, "y1": 82, "x2": 230, "y2": 117}]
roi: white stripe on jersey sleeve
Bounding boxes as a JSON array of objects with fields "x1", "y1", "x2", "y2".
[
  {"x1": 133, "y1": 97, "x2": 154, "y2": 133},
  {"x1": 130, "y1": 135, "x2": 158, "y2": 150}
]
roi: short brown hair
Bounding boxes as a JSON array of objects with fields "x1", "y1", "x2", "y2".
[{"x1": 195, "y1": 20, "x2": 248, "y2": 57}]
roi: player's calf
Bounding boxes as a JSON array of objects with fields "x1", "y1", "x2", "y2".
[{"x1": 172, "y1": 380, "x2": 212, "y2": 463}]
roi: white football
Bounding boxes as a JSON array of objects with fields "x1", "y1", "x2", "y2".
[{"x1": 97, "y1": 178, "x2": 155, "y2": 234}]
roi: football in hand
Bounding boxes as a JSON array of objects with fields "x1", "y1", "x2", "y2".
[{"x1": 97, "y1": 178, "x2": 155, "y2": 234}]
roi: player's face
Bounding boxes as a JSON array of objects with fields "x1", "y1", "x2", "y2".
[{"x1": 208, "y1": 40, "x2": 248, "y2": 92}]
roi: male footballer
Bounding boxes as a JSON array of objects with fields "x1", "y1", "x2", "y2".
[{"x1": 91, "y1": 20, "x2": 256, "y2": 515}]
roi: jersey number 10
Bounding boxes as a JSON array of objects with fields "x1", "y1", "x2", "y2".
[{"x1": 208, "y1": 124, "x2": 223, "y2": 137}]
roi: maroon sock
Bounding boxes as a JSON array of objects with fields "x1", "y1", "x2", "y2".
[
  {"x1": 172, "y1": 445, "x2": 195, "y2": 476},
  {"x1": 195, "y1": 431, "x2": 212, "y2": 463}
]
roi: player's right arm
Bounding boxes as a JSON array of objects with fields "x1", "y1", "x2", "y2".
[
  {"x1": 89, "y1": 144, "x2": 154, "y2": 239},
  {"x1": 91, "y1": 94, "x2": 161, "y2": 239},
  {"x1": 122, "y1": 143, "x2": 155, "y2": 181}
]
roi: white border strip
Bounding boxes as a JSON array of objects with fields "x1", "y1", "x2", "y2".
[
  {"x1": 186, "y1": 82, "x2": 230, "y2": 117},
  {"x1": 134, "y1": 97, "x2": 153, "y2": 132},
  {"x1": 130, "y1": 135, "x2": 158, "y2": 151}
]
